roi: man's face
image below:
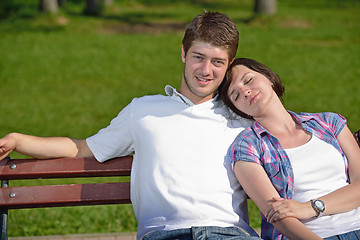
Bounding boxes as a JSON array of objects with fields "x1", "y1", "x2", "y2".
[{"x1": 180, "y1": 41, "x2": 230, "y2": 104}]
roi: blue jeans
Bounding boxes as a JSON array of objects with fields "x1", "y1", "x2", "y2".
[
  {"x1": 324, "y1": 230, "x2": 360, "y2": 240},
  {"x1": 141, "y1": 226, "x2": 262, "y2": 240}
]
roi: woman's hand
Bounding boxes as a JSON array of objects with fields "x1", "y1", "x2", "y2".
[{"x1": 265, "y1": 197, "x2": 316, "y2": 223}]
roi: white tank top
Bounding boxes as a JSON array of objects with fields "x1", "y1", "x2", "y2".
[{"x1": 285, "y1": 135, "x2": 360, "y2": 238}]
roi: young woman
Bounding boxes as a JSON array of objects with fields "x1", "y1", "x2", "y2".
[{"x1": 219, "y1": 58, "x2": 360, "y2": 240}]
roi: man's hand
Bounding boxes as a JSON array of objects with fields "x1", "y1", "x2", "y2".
[
  {"x1": 0, "y1": 133, "x2": 93, "y2": 160},
  {"x1": 0, "y1": 133, "x2": 16, "y2": 160}
]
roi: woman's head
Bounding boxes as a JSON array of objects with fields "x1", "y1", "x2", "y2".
[{"x1": 219, "y1": 58, "x2": 285, "y2": 119}]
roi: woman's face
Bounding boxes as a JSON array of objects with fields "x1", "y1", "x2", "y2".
[{"x1": 227, "y1": 65, "x2": 275, "y2": 118}]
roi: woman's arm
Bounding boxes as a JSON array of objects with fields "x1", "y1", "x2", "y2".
[
  {"x1": 319, "y1": 125, "x2": 360, "y2": 213},
  {"x1": 267, "y1": 125, "x2": 360, "y2": 222},
  {"x1": 0, "y1": 132, "x2": 94, "y2": 160},
  {"x1": 233, "y1": 161, "x2": 322, "y2": 240}
]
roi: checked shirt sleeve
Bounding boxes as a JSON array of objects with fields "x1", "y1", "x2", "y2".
[
  {"x1": 322, "y1": 112, "x2": 347, "y2": 137},
  {"x1": 226, "y1": 127, "x2": 262, "y2": 171}
]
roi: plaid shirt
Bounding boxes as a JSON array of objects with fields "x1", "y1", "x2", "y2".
[{"x1": 227, "y1": 111, "x2": 347, "y2": 240}]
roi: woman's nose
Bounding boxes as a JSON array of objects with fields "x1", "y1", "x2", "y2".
[{"x1": 239, "y1": 87, "x2": 251, "y2": 98}]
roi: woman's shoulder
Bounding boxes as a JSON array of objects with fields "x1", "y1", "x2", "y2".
[
  {"x1": 232, "y1": 125, "x2": 261, "y2": 147},
  {"x1": 295, "y1": 111, "x2": 346, "y2": 123},
  {"x1": 295, "y1": 111, "x2": 347, "y2": 135}
]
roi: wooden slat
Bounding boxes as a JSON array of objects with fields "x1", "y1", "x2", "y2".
[
  {"x1": 0, "y1": 182, "x2": 131, "y2": 209},
  {"x1": 0, "y1": 156, "x2": 133, "y2": 180}
]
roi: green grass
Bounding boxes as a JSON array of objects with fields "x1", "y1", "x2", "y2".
[{"x1": 0, "y1": 0, "x2": 359, "y2": 236}]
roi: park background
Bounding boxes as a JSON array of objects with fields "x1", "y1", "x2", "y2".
[{"x1": 0, "y1": 0, "x2": 359, "y2": 237}]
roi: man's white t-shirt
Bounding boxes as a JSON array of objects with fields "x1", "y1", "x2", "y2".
[{"x1": 86, "y1": 85, "x2": 254, "y2": 239}]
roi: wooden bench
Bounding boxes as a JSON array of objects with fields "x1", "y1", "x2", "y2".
[
  {"x1": 0, "y1": 130, "x2": 359, "y2": 240},
  {"x1": 0, "y1": 155, "x2": 133, "y2": 240}
]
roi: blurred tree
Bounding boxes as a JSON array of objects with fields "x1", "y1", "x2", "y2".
[
  {"x1": 103, "y1": 0, "x2": 114, "y2": 6},
  {"x1": 39, "y1": 0, "x2": 59, "y2": 13},
  {"x1": 57, "y1": 0, "x2": 66, "y2": 8},
  {"x1": 84, "y1": 0, "x2": 103, "y2": 16},
  {"x1": 0, "y1": 0, "x2": 13, "y2": 18},
  {"x1": 254, "y1": 0, "x2": 277, "y2": 16},
  {"x1": 83, "y1": 0, "x2": 113, "y2": 16}
]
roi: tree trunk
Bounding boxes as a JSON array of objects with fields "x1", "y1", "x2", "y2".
[
  {"x1": 57, "y1": 0, "x2": 66, "y2": 8},
  {"x1": 84, "y1": 0, "x2": 103, "y2": 16},
  {"x1": 39, "y1": 0, "x2": 58, "y2": 14},
  {"x1": 254, "y1": 0, "x2": 277, "y2": 16},
  {"x1": 103, "y1": 0, "x2": 113, "y2": 6}
]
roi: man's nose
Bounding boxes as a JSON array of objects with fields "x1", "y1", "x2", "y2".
[{"x1": 200, "y1": 60, "x2": 212, "y2": 76}]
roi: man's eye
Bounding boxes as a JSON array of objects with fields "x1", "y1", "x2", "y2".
[{"x1": 214, "y1": 60, "x2": 225, "y2": 66}]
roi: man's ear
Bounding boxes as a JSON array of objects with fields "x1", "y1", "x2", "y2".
[
  {"x1": 181, "y1": 45, "x2": 186, "y2": 63},
  {"x1": 229, "y1": 58, "x2": 235, "y2": 66}
]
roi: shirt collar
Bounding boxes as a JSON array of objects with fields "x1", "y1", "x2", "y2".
[
  {"x1": 288, "y1": 110, "x2": 317, "y2": 124},
  {"x1": 165, "y1": 85, "x2": 192, "y2": 106},
  {"x1": 164, "y1": 85, "x2": 220, "y2": 107},
  {"x1": 252, "y1": 111, "x2": 317, "y2": 137}
]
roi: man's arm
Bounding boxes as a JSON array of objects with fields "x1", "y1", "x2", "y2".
[{"x1": 0, "y1": 133, "x2": 94, "y2": 160}]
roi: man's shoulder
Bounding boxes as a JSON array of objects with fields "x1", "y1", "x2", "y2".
[
  {"x1": 134, "y1": 93, "x2": 167, "y2": 101},
  {"x1": 131, "y1": 94, "x2": 170, "y2": 105},
  {"x1": 128, "y1": 94, "x2": 184, "y2": 116},
  {"x1": 217, "y1": 102, "x2": 253, "y2": 128}
]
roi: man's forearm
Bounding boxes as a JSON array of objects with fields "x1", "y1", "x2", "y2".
[{"x1": 9, "y1": 133, "x2": 93, "y2": 159}]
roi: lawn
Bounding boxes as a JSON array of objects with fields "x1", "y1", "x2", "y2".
[{"x1": 0, "y1": 0, "x2": 359, "y2": 236}]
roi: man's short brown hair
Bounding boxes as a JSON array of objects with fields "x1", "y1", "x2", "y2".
[{"x1": 182, "y1": 11, "x2": 239, "y2": 62}]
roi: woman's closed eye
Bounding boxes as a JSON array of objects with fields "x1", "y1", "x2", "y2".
[
  {"x1": 234, "y1": 92, "x2": 239, "y2": 101},
  {"x1": 244, "y1": 77, "x2": 253, "y2": 85}
]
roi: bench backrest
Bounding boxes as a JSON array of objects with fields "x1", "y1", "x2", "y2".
[
  {"x1": 0, "y1": 156, "x2": 133, "y2": 240},
  {"x1": 0, "y1": 156, "x2": 133, "y2": 209}
]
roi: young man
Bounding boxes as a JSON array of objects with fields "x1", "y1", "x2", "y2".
[{"x1": 0, "y1": 12, "x2": 260, "y2": 240}]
